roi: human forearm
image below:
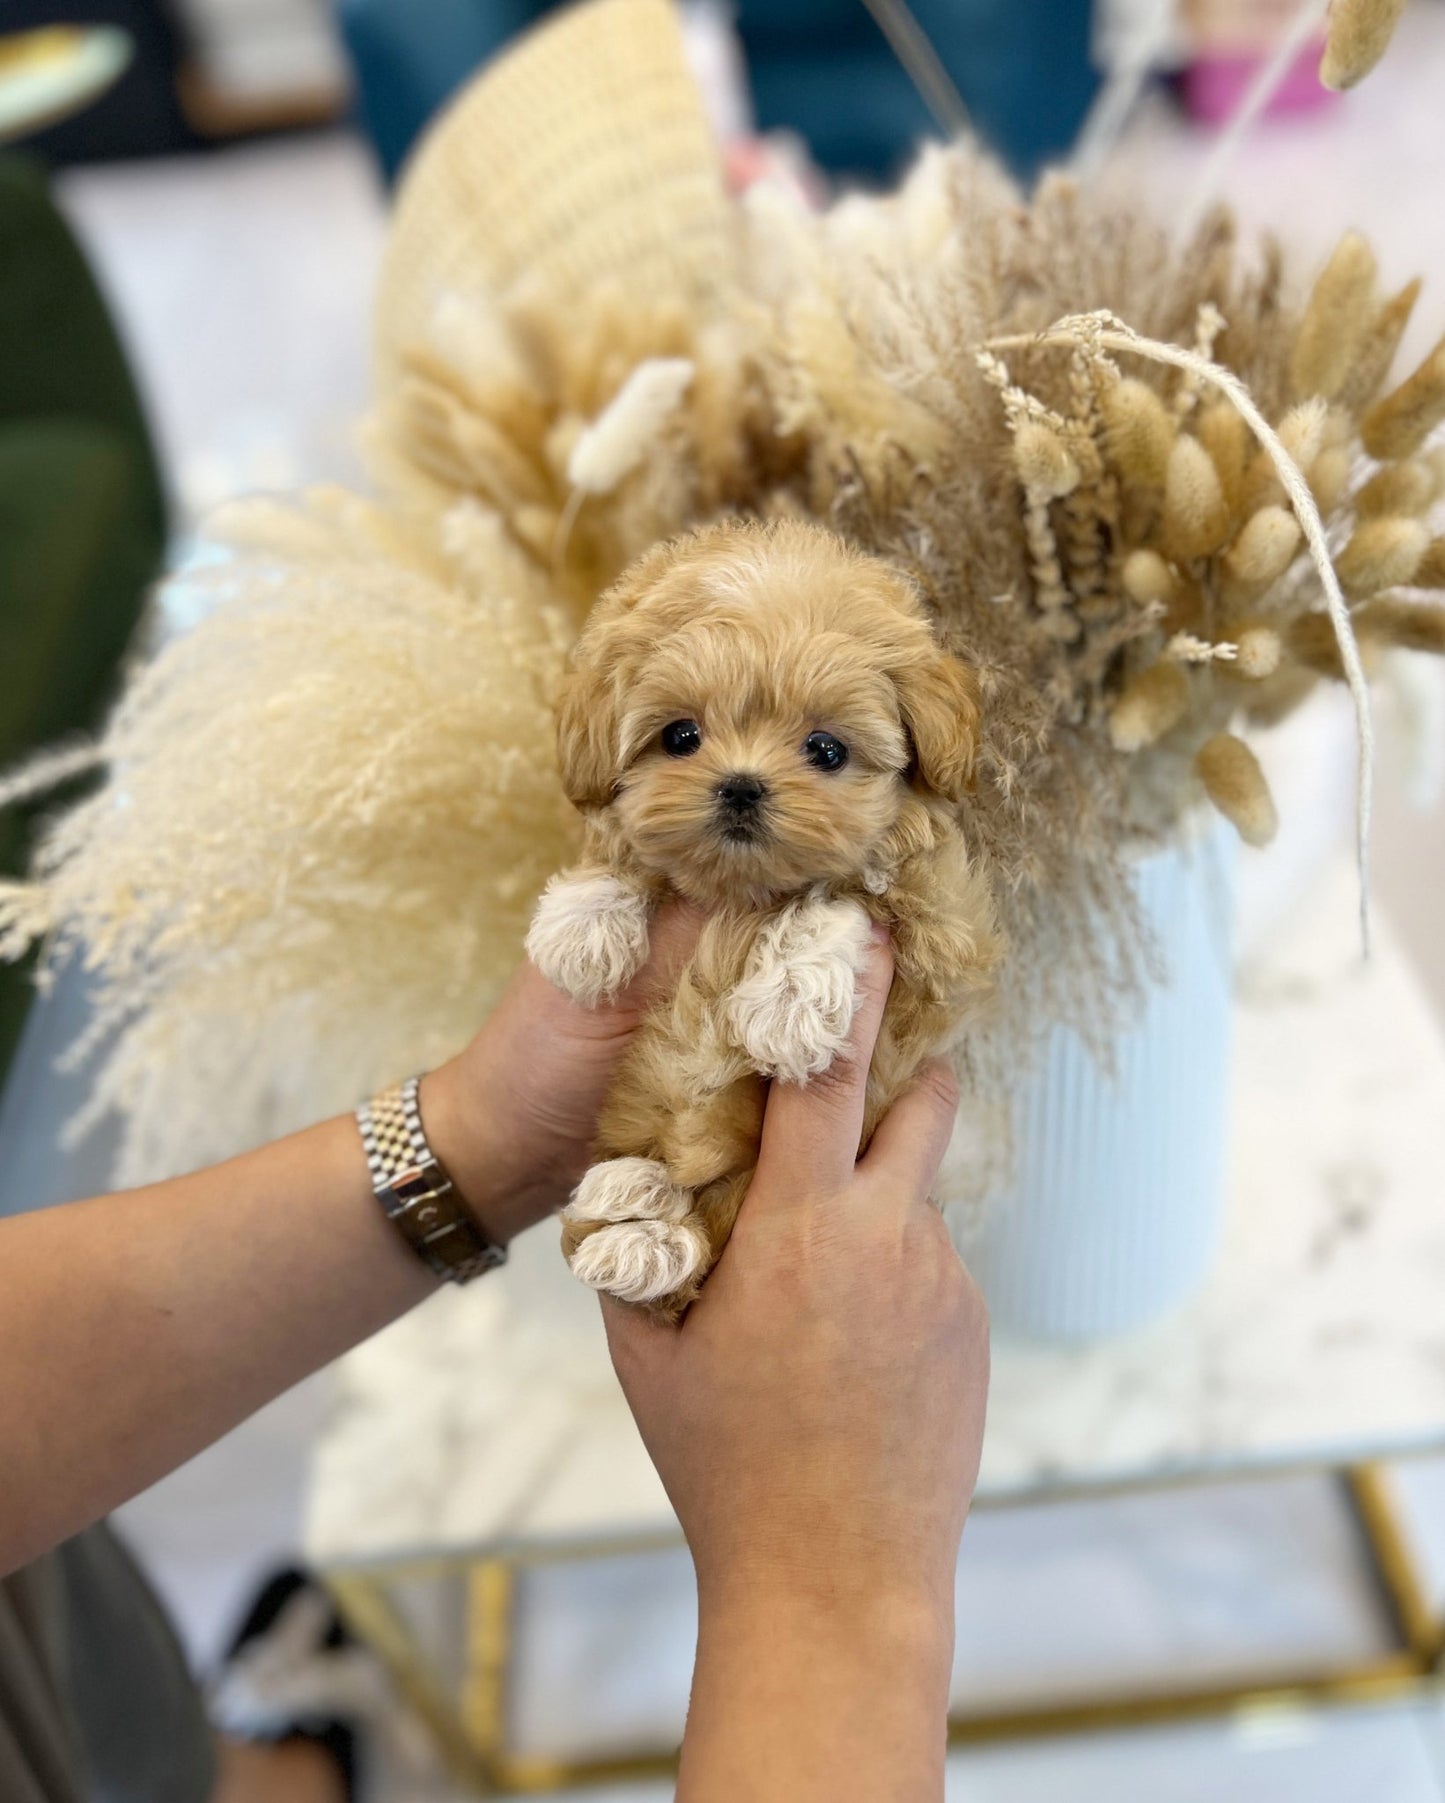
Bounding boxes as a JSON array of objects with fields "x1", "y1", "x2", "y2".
[
  {"x1": 0, "y1": 916, "x2": 701, "y2": 1577},
  {"x1": 680, "y1": 1578, "x2": 955, "y2": 1802},
  {"x1": 0, "y1": 1111, "x2": 438, "y2": 1573}
]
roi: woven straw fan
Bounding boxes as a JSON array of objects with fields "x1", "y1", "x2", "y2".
[{"x1": 373, "y1": 0, "x2": 735, "y2": 395}]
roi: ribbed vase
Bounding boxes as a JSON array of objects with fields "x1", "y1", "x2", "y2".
[{"x1": 973, "y1": 830, "x2": 1236, "y2": 1343}]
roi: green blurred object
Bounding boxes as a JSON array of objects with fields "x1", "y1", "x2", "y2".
[{"x1": 0, "y1": 153, "x2": 165, "y2": 1086}]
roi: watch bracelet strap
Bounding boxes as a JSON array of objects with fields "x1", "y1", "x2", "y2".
[{"x1": 356, "y1": 1075, "x2": 506, "y2": 1283}]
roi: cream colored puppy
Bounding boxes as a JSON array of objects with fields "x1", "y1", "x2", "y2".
[{"x1": 527, "y1": 518, "x2": 999, "y2": 1317}]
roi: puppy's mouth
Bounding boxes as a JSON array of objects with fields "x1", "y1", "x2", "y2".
[{"x1": 717, "y1": 817, "x2": 767, "y2": 847}]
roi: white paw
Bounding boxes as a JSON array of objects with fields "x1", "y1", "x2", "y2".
[
  {"x1": 726, "y1": 896, "x2": 873, "y2": 1085},
  {"x1": 525, "y1": 870, "x2": 650, "y2": 1006},
  {"x1": 569, "y1": 1218, "x2": 710, "y2": 1304},
  {"x1": 567, "y1": 1156, "x2": 691, "y2": 1225},
  {"x1": 564, "y1": 1158, "x2": 707, "y2": 1303}
]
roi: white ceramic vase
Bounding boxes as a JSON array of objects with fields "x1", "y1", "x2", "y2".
[{"x1": 971, "y1": 828, "x2": 1236, "y2": 1343}]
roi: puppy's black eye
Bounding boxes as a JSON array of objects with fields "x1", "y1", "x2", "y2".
[
  {"x1": 661, "y1": 719, "x2": 703, "y2": 758},
  {"x1": 803, "y1": 730, "x2": 849, "y2": 772}
]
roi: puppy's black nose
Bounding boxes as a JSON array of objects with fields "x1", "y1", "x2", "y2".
[{"x1": 717, "y1": 774, "x2": 768, "y2": 813}]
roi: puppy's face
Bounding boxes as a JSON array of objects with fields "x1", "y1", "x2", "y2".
[
  {"x1": 558, "y1": 522, "x2": 979, "y2": 907},
  {"x1": 613, "y1": 629, "x2": 909, "y2": 904}
]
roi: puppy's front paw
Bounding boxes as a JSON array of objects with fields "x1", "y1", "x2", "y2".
[
  {"x1": 562, "y1": 1157, "x2": 708, "y2": 1306},
  {"x1": 525, "y1": 870, "x2": 651, "y2": 1006},
  {"x1": 726, "y1": 896, "x2": 873, "y2": 1085}
]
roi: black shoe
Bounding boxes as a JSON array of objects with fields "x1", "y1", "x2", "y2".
[{"x1": 213, "y1": 1567, "x2": 363, "y2": 1801}]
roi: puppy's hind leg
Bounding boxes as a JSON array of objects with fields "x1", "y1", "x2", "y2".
[
  {"x1": 564, "y1": 925, "x2": 765, "y2": 1316},
  {"x1": 561, "y1": 1075, "x2": 762, "y2": 1316},
  {"x1": 562, "y1": 1158, "x2": 711, "y2": 1307}
]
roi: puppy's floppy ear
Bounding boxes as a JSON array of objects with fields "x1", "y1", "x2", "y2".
[
  {"x1": 867, "y1": 564, "x2": 980, "y2": 803},
  {"x1": 556, "y1": 537, "x2": 689, "y2": 806},
  {"x1": 895, "y1": 644, "x2": 980, "y2": 804},
  {"x1": 557, "y1": 546, "x2": 678, "y2": 807},
  {"x1": 555, "y1": 659, "x2": 620, "y2": 808}
]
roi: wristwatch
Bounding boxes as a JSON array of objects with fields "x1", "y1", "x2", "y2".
[{"x1": 356, "y1": 1075, "x2": 506, "y2": 1283}]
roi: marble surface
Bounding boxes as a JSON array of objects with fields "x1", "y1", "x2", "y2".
[{"x1": 306, "y1": 855, "x2": 1445, "y2": 1568}]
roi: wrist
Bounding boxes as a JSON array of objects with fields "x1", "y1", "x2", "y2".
[
  {"x1": 689, "y1": 1564, "x2": 956, "y2": 1789},
  {"x1": 697, "y1": 1560, "x2": 955, "y2": 1678},
  {"x1": 418, "y1": 1057, "x2": 547, "y2": 1247}
]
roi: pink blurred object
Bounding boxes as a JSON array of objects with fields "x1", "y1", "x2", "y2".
[
  {"x1": 722, "y1": 132, "x2": 827, "y2": 207},
  {"x1": 1182, "y1": 37, "x2": 1340, "y2": 122}
]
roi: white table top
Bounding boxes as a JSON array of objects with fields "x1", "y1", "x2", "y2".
[{"x1": 305, "y1": 856, "x2": 1445, "y2": 1569}]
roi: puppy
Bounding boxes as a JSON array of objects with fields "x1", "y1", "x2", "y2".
[{"x1": 526, "y1": 518, "x2": 1000, "y2": 1316}]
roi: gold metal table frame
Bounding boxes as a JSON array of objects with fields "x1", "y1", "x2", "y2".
[{"x1": 323, "y1": 1453, "x2": 1445, "y2": 1795}]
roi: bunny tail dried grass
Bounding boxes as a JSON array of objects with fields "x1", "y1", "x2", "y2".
[
  {"x1": 1360, "y1": 334, "x2": 1445, "y2": 461},
  {"x1": 566, "y1": 356, "x2": 695, "y2": 495},
  {"x1": 10, "y1": 521, "x2": 577, "y2": 1181},
  {"x1": 988, "y1": 312, "x2": 1376, "y2": 946},
  {"x1": 1290, "y1": 232, "x2": 1377, "y2": 401},
  {"x1": 1197, "y1": 733, "x2": 1278, "y2": 845},
  {"x1": 1320, "y1": 0, "x2": 1409, "y2": 89}
]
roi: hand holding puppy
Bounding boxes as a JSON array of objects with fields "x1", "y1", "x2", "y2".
[
  {"x1": 605, "y1": 932, "x2": 990, "y2": 1801},
  {"x1": 421, "y1": 902, "x2": 703, "y2": 1245}
]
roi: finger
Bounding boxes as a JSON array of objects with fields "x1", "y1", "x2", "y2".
[
  {"x1": 856, "y1": 1058, "x2": 961, "y2": 1204},
  {"x1": 754, "y1": 928, "x2": 893, "y2": 1202},
  {"x1": 599, "y1": 1290, "x2": 679, "y2": 1374},
  {"x1": 609, "y1": 898, "x2": 706, "y2": 1017},
  {"x1": 639, "y1": 899, "x2": 706, "y2": 993}
]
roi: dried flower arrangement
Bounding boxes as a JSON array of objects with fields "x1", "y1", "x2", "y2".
[{"x1": 3, "y1": 0, "x2": 1444, "y2": 1186}]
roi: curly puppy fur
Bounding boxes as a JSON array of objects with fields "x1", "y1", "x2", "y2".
[{"x1": 526, "y1": 519, "x2": 1000, "y2": 1316}]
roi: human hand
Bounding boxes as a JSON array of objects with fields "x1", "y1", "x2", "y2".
[
  {"x1": 420, "y1": 902, "x2": 702, "y2": 1245},
  {"x1": 601, "y1": 934, "x2": 990, "y2": 1631}
]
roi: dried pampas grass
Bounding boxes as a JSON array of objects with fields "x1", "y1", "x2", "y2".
[{"x1": 2, "y1": 493, "x2": 577, "y2": 1181}]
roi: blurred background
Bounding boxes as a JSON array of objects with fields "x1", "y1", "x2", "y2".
[{"x1": 4, "y1": 1, "x2": 1445, "y2": 1798}]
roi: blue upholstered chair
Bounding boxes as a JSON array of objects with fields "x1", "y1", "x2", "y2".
[{"x1": 337, "y1": 0, "x2": 1099, "y2": 185}]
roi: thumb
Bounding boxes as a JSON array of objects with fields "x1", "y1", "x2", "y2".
[
  {"x1": 754, "y1": 926, "x2": 893, "y2": 1204},
  {"x1": 599, "y1": 1290, "x2": 679, "y2": 1380},
  {"x1": 617, "y1": 899, "x2": 706, "y2": 1014}
]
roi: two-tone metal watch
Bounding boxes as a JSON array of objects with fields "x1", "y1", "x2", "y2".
[{"x1": 356, "y1": 1075, "x2": 506, "y2": 1283}]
